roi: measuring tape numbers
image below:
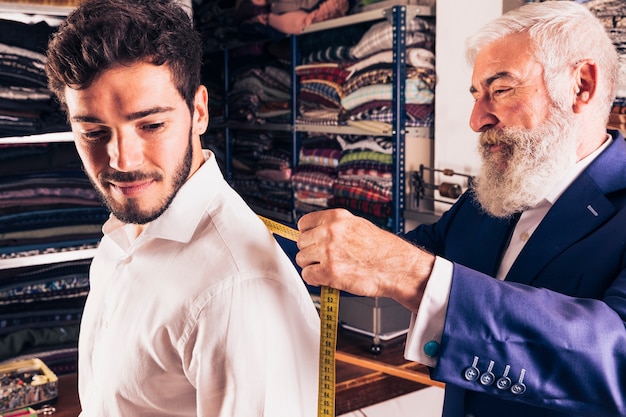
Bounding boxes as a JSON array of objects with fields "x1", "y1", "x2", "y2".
[{"x1": 258, "y1": 215, "x2": 339, "y2": 417}]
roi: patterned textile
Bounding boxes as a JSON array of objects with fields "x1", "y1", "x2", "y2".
[
  {"x1": 299, "y1": 86, "x2": 342, "y2": 108},
  {"x1": 350, "y1": 16, "x2": 434, "y2": 59},
  {"x1": 296, "y1": 64, "x2": 351, "y2": 85},
  {"x1": 299, "y1": 147, "x2": 342, "y2": 168},
  {"x1": 343, "y1": 66, "x2": 436, "y2": 96},
  {"x1": 333, "y1": 177, "x2": 392, "y2": 202},
  {"x1": 339, "y1": 149, "x2": 393, "y2": 165},
  {"x1": 336, "y1": 135, "x2": 392, "y2": 153},
  {"x1": 347, "y1": 102, "x2": 434, "y2": 127},
  {"x1": 337, "y1": 161, "x2": 392, "y2": 180},
  {"x1": 300, "y1": 79, "x2": 344, "y2": 104},
  {"x1": 341, "y1": 79, "x2": 434, "y2": 110},
  {"x1": 302, "y1": 45, "x2": 354, "y2": 64},
  {"x1": 328, "y1": 195, "x2": 392, "y2": 218},
  {"x1": 0, "y1": 260, "x2": 90, "y2": 307},
  {"x1": 344, "y1": 48, "x2": 435, "y2": 74},
  {"x1": 296, "y1": 107, "x2": 341, "y2": 125},
  {"x1": 292, "y1": 171, "x2": 336, "y2": 193}
]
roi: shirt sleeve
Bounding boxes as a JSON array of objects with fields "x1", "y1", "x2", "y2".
[{"x1": 404, "y1": 256, "x2": 453, "y2": 366}]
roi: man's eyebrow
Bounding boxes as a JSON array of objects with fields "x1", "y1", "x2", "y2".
[
  {"x1": 70, "y1": 106, "x2": 176, "y2": 124},
  {"x1": 126, "y1": 106, "x2": 176, "y2": 121},
  {"x1": 469, "y1": 71, "x2": 513, "y2": 94}
]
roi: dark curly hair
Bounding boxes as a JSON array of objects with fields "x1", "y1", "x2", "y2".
[{"x1": 46, "y1": 0, "x2": 202, "y2": 112}]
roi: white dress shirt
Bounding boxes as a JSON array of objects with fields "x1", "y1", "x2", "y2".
[
  {"x1": 406, "y1": 138, "x2": 611, "y2": 366},
  {"x1": 78, "y1": 151, "x2": 320, "y2": 417}
]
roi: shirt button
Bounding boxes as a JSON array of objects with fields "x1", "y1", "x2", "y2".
[{"x1": 520, "y1": 231, "x2": 530, "y2": 241}]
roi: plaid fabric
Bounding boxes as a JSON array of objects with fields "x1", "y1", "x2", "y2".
[
  {"x1": 343, "y1": 66, "x2": 436, "y2": 96},
  {"x1": 241, "y1": 67, "x2": 291, "y2": 94},
  {"x1": 339, "y1": 149, "x2": 393, "y2": 165},
  {"x1": 299, "y1": 147, "x2": 342, "y2": 167},
  {"x1": 344, "y1": 48, "x2": 435, "y2": 75},
  {"x1": 329, "y1": 196, "x2": 392, "y2": 218},
  {"x1": 292, "y1": 171, "x2": 336, "y2": 193},
  {"x1": 337, "y1": 167, "x2": 393, "y2": 180},
  {"x1": 295, "y1": 190, "x2": 333, "y2": 208},
  {"x1": 336, "y1": 135, "x2": 392, "y2": 154},
  {"x1": 301, "y1": 78, "x2": 342, "y2": 96},
  {"x1": 299, "y1": 85, "x2": 342, "y2": 108},
  {"x1": 301, "y1": 79, "x2": 344, "y2": 99},
  {"x1": 257, "y1": 150, "x2": 291, "y2": 171},
  {"x1": 333, "y1": 177, "x2": 392, "y2": 202},
  {"x1": 341, "y1": 79, "x2": 434, "y2": 110},
  {"x1": 347, "y1": 103, "x2": 434, "y2": 127},
  {"x1": 337, "y1": 161, "x2": 392, "y2": 179},
  {"x1": 297, "y1": 106, "x2": 341, "y2": 124},
  {"x1": 296, "y1": 65, "x2": 351, "y2": 85},
  {"x1": 296, "y1": 114, "x2": 340, "y2": 125},
  {"x1": 302, "y1": 45, "x2": 354, "y2": 64},
  {"x1": 350, "y1": 17, "x2": 434, "y2": 59},
  {"x1": 230, "y1": 75, "x2": 290, "y2": 103},
  {"x1": 293, "y1": 163, "x2": 337, "y2": 176},
  {"x1": 346, "y1": 101, "x2": 434, "y2": 120}
]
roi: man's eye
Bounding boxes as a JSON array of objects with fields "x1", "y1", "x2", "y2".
[
  {"x1": 142, "y1": 122, "x2": 165, "y2": 132},
  {"x1": 493, "y1": 88, "x2": 512, "y2": 96},
  {"x1": 80, "y1": 130, "x2": 109, "y2": 141}
]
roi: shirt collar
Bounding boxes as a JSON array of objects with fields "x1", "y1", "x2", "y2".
[
  {"x1": 103, "y1": 150, "x2": 222, "y2": 246},
  {"x1": 542, "y1": 134, "x2": 612, "y2": 205}
]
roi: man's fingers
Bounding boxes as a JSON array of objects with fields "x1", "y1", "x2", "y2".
[{"x1": 300, "y1": 262, "x2": 326, "y2": 287}]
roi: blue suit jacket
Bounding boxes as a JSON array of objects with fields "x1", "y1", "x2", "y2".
[{"x1": 404, "y1": 131, "x2": 626, "y2": 416}]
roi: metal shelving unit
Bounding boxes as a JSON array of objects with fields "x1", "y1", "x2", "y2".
[{"x1": 216, "y1": 5, "x2": 435, "y2": 232}]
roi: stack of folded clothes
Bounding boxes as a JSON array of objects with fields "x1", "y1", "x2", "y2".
[
  {"x1": 0, "y1": 16, "x2": 68, "y2": 138},
  {"x1": 0, "y1": 142, "x2": 107, "y2": 376},
  {"x1": 227, "y1": 42, "x2": 292, "y2": 125},
  {"x1": 292, "y1": 133, "x2": 341, "y2": 217},
  {"x1": 297, "y1": 14, "x2": 436, "y2": 131},
  {"x1": 330, "y1": 135, "x2": 393, "y2": 228},
  {"x1": 231, "y1": 130, "x2": 295, "y2": 221}
]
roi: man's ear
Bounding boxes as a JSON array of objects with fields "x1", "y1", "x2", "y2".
[
  {"x1": 193, "y1": 85, "x2": 209, "y2": 135},
  {"x1": 572, "y1": 59, "x2": 597, "y2": 113}
]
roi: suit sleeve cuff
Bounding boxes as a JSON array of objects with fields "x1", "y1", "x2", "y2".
[{"x1": 404, "y1": 256, "x2": 453, "y2": 366}]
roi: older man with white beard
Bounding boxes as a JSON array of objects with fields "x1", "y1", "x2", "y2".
[{"x1": 295, "y1": 2, "x2": 626, "y2": 417}]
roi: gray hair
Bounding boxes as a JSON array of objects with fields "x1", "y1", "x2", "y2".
[{"x1": 466, "y1": 1, "x2": 618, "y2": 120}]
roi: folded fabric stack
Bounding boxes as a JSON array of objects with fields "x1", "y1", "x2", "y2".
[
  {"x1": 0, "y1": 143, "x2": 108, "y2": 376},
  {"x1": 330, "y1": 135, "x2": 393, "y2": 228},
  {"x1": 231, "y1": 130, "x2": 294, "y2": 221},
  {"x1": 292, "y1": 133, "x2": 341, "y2": 218},
  {"x1": 297, "y1": 14, "x2": 435, "y2": 131},
  {"x1": 0, "y1": 259, "x2": 88, "y2": 376},
  {"x1": 228, "y1": 42, "x2": 292, "y2": 125},
  {"x1": 0, "y1": 17, "x2": 68, "y2": 138}
]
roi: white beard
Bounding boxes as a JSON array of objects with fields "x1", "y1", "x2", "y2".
[{"x1": 472, "y1": 107, "x2": 579, "y2": 218}]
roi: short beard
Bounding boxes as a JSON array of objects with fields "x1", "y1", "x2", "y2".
[
  {"x1": 92, "y1": 130, "x2": 194, "y2": 225},
  {"x1": 472, "y1": 106, "x2": 578, "y2": 218}
]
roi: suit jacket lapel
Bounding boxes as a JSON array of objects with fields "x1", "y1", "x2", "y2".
[{"x1": 505, "y1": 134, "x2": 626, "y2": 284}]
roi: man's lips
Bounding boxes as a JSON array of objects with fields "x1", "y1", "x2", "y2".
[{"x1": 110, "y1": 180, "x2": 154, "y2": 197}]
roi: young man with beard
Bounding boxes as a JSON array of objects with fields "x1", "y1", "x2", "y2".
[
  {"x1": 45, "y1": 0, "x2": 320, "y2": 416},
  {"x1": 296, "y1": 2, "x2": 626, "y2": 416}
]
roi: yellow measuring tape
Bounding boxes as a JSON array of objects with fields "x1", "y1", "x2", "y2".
[{"x1": 259, "y1": 215, "x2": 339, "y2": 417}]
